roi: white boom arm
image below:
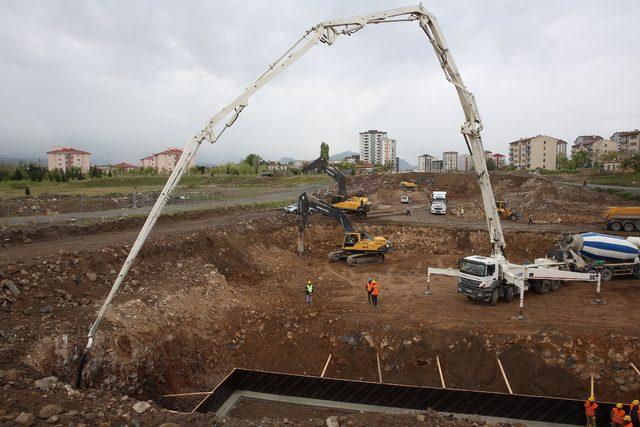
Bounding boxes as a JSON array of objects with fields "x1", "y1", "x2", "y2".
[{"x1": 78, "y1": 4, "x2": 505, "y2": 384}]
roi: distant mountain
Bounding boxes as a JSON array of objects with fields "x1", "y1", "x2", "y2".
[
  {"x1": 398, "y1": 158, "x2": 415, "y2": 171},
  {"x1": 329, "y1": 151, "x2": 358, "y2": 161},
  {"x1": 278, "y1": 157, "x2": 297, "y2": 164}
]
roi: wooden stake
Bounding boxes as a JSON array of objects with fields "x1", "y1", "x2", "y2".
[
  {"x1": 590, "y1": 374, "x2": 595, "y2": 399},
  {"x1": 631, "y1": 362, "x2": 640, "y2": 377},
  {"x1": 436, "y1": 354, "x2": 446, "y2": 389},
  {"x1": 497, "y1": 358, "x2": 513, "y2": 395},
  {"x1": 162, "y1": 391, "x2": 212, "y2": 398},
  {"x1": 376, "y1": 352, "x2": 383, "y2": 383},
  {"x1": 321, "y1": 354, "x2": 332, "y2": 378}
]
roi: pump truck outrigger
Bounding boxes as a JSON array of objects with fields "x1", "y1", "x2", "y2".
[
  {"x1": 296, "y1": 192, "x2": 391, "y2": 265},
  {"x1": 78, "y1": 4, "x2": 576, "y2": 385}
]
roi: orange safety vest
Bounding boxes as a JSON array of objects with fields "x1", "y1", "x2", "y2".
[
  {"x1": 371, "y1": 283, "x2": 379, "y2": 296},
  {"x1": 366, "y1": 282, "x2": 372, "y2": 293},
  {"x1": 623, "y1": 422, "x2": 632, "y2": 427},
  {"x1": 612, "y1": 408, "x2": 625, "y2": 424},
  {"x1": 584, "y1": 401, "x2": 597, "y2": 417}
]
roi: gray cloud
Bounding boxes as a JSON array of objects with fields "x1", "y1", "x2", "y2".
[{"x1": 1, "y1": 1, "x2": 638, "y2": 165}]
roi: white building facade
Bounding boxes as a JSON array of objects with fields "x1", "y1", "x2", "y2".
[
  {"x1": 442, "y1": 151, "x2": 458, "y2": 171},
  {"x1": 359, "y1": 130, "x2": 396, "y2": 166}
]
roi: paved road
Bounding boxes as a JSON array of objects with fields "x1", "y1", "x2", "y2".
[
  {"x1": 1, "y1": 184, "x2": 326, "y2": 227},
  {"x1": 567, "y1": 182, "x2": 640, "y2": 194}
]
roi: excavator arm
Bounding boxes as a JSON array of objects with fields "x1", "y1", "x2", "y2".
[
  {"x1": 302, "y1": 156, "x2": 347, "y2": 197},
  {"x1": 298, "y1": 192, "x2": 354, "y2": 234},
  {"x1": 79, "y1": 4, "x2": 506, "y2": 385}
]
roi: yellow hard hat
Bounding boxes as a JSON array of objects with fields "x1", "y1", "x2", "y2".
[
  {"x1": 588, "y1": 396, "x2": 594, "y2": 402},
  {"x1": 624, "y1": 415, "x2": 631, "y2": 421},
  {"x1": 307, "y1": 280, "x2": 312, "y2": 284},
  {"x1": 634, "y1": 400, "x2": 639, "y2": 405},
  {"x1": 617, "y1": 403, "x2": 623, "y2": 408}
]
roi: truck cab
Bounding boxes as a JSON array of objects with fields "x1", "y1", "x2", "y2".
[
  {"x1": 430, "y1": 191, "x2": 447, "y2": 215},
  {"x1": 457, "y1": 255, "x2": 501, "y2": 303}
]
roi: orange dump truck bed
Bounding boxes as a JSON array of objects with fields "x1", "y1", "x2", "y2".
[{"x1": 604, "y1": 207, "x2": 640, "y2": 231}]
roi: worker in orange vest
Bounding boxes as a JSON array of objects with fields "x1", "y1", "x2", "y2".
[
  {"x1": 366, "y1": 278, "x2": 373, "y2": 304},
  {"x1": 370, "y1": 280, "x2": 379, "y2": 307},
  {"x1": 630, "y1": 400, "x2": 639, "y2": 426},
  {"x1": 623, "y1": 415, "x2": 633, "y2": 427},
  {"x1": 611, "y1": 403, "x2": 626, "y2": 427},
  {"x1": 584, "y1": 396, "x2": 597, "y2": 427}
]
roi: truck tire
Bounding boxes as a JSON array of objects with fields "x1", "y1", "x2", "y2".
[
  {"x1": 624, "y1": 222, "x2": 635, "y2": 232},
  {"x1": 610, "y1": 221, "x2": 622, "y2": 231},
  {"x1": 490, "y1": 289, "x2": 499, "y2": 306},
  {"x1": 536, "y1": 280, "x2": 551, "y2": 294},
  {"x1": 633, "y1": 265, "x2": 640, "y2": 279},
  {"x1": 550, "y1": 280, "x2": 561, "y2": 291},
  {"x1": 509, "y1": 213, "x2": 517, "y2": 221},
  {"x1": 635, "y1": 221, "x2": 640, "y2": 231},
  {"x1": 601, "y1": 268, "x2": 613, "y2": 282},
  {"x1": 503, "y1": 286, "x2": 514, "y2": 303}
]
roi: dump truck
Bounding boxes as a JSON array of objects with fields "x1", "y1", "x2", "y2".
[
  {"x1": 430, "y1": 191, "x2": 447, "y2": 215},
  {"x1": 604, "y1": 207, "x2": 640, "y2": 232},
  {"x1": 547, "y1": 232, "x2": 640, "y2": 281}
]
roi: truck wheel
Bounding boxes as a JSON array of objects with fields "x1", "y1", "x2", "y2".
[
  {"x1": 509, "y1": 213, "x2": 517, "y2": 221},
  {"x1": 635, "y1": 221, "x2": 640, "y2": 231},
  {"x1": 610, "y1": 222, "x2": 622, "y2": 231},
  {"x1": 490, "y1": 289, "x2": 499, "y2": 306},
  {"x1": 624, "y1": 222, "x2": 635, "y2": 232},
  {"x1": 600, "y1": 268, "x2": 613, "y2": 282},
  {"x1": 633, "y1": 265, "x2": 640, "y2": 279},
  {"x1": 503, "y1": 286, "x2": 514, "y2": 303},
  {"x1": 536, "y1": 280, "x2": 551, "y2": 294},
  {"x1": 550, "y1": 280, "x2": 561, "y2": 291}
]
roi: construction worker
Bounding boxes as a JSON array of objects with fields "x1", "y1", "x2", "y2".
[
  {"x1": 370, "y1": 280, "x2": 379, "y2": 307},
  {"x1": 366, "y1": 278, "x2": 373, "y2": 304},
  {"x1": 611, "y1": 403, "x2": 626, "y2": 427},
  {"x1": 630, "y1": 400, "x2": 639, "y2": 426},
  {"x1": 623, "y1": 415, "x2": 633, "y2": 427},
  {"x1": 305, "y1": 280, "x2": 314, "y2": 305},
  {"x1": 584, "y1": 396, "x2": 597, "y2": 427},
  {"x1": 460, "y1": 207, "x2": 465, "y2": 216}
]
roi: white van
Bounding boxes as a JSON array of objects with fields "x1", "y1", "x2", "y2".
[{"x1": 430, "y1": 191, "x2": 447, "y2": 215}]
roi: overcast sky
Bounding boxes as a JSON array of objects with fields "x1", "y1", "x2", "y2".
[{"x1": 1, "y1": 1, "x2": 639, "y2": 165}]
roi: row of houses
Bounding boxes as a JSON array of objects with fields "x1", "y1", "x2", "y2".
[
  {"x1": 417, "y1": 151, "x2": 505, "y2": 173},
  {"x1": 509, "y1": 129, "x2": 639, "y2": 170},
  {"x1": 46, "y1": 147, "x2": 191, "y2": 173}
]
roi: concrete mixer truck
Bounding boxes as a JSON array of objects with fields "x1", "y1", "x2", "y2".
[{"x1": 547, "y1": 232, "x2": 640, "y2": 281}]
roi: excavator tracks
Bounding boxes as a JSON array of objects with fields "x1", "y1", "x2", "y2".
[{"x1": 346, "y1": 252, "x2": 385, "y2": 266}]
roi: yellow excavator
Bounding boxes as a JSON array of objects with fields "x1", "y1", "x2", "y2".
[
  {"x1": 297, "y1": 192, "x2": 392, "y2": 265},
  {"x1": 495, "y1": 200, "x2": 522, "y2": 221},
  {"x1": 401, "y1": 181, "x2": 418, "y2": 190},
  {"x1": 303, "y1": 156, "x2": 371, "y2": 216}
]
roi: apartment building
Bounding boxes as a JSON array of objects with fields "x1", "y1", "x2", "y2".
[
  {"x1": 140, "y1": 148, "x2": 194, "y2": 172},
  {"x1": 359, "y1": 130, "x2": 396, "y2": 165},
  {"x1": 571, "y1": 135, "x2": 603, "y2": 156},
  {"x1": 572, "y1": 136, "x2": 618, "y2": 163},
  {"x1": 418, "y1": 154, "x2": 434, "y2": 172},
  {"x1": 442, "y1": 151, "x2": 458, "y2": 171},
  {"x1": 508, "y1": 135, "x2": 562, "y2": 170},
  {"x1": 457, "y1": 153, "x2": 473, "y2": 171},
  {"x1": 47, "y1": 147, "x2": 91, "y2": 173},
  {"x1": 612, "y1": 130, "x2": 640, "y2": 152}
]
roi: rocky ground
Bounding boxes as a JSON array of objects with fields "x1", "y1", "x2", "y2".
[{"x1": 1, "y1": 171, "x2": 639, "y2": 426}]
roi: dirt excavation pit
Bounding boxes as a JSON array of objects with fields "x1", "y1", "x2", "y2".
[{"x1": 3, "y1": 211, "x2": 637, "y2": 425}]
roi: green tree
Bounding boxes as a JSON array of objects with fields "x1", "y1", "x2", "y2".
[
  {"x1": 320, "y1": 142, "x2": 329, "y2": 161},
  {"x1": 572, "y1": 150, "x2": 591, "y2": 168},
  {"x1": 12, "y1": 168, "x2": 24, "y2": 180},
  {"x1": 556, "y1": 154, "x2": 569, "y2": 170},
  {"x1": 243, "y1": 154, "x2": 261, "y2": 166},
  {"x1": 486, "y1": 157, "x2": 497, "y2": 171},
  {"x1": 89, "y1": 165, "x2": 102, "y2": 178},
  {"x1": 622, "y1": 152, "x2": 640, "y2": 172}
]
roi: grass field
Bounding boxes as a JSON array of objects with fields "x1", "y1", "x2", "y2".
[
  {"x1": 587, "y1": 172, "x2": 640, "y2": 187},
  {"x1": 0, "y1": 174, "x2": 331, "y2": 198}
]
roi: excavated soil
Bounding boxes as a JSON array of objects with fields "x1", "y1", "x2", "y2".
[{"x1": 2, "y1": 171, "x2": 640, "y2": 426}]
